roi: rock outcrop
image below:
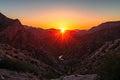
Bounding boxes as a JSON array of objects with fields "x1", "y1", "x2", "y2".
[
  {"x1": 0, "y1": 69, "x2": 40, "y2": 80},
  {"x1": 51, "y1": 74, "x2": 97, "y2": 80}
]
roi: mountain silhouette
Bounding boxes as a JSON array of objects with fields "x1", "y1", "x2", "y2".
[
  {"x1": 0, "y1": 12, "x2": 120, "y2": 60},
  {"x1": 0, "y1": 12, "x2": 120, "y2": 79}
]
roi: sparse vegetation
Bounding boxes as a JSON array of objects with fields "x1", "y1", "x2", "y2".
[
  {"x1": 0, "y1": 56, "x2": 40, "y2": 75},
  {"x1": 97, "y1": 50, "x2": 120, "y2": 80},
  {"x1": 41, "y1": 71, "x2": 60, "y2": 79}
]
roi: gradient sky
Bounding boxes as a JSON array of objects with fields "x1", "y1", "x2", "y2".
[{"x1": 0, "y1": 0, "x2": 120, "y2": 30}]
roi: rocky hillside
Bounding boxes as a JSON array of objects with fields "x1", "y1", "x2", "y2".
[
  {"x1": 0, "y1": 42, "x2": 62, "y2": 79},
  {"x1": 0, "y1": 69, "x2": 40, "y2": 80},
  {"x1": 74, "y1": 39, "x2": 120, "y2": 74},
  {"x1": 0, "y1": 12, "x2": 63, "y2": 73}
]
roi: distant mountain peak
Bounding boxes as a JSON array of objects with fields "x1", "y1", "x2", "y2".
[
  {"x1": 0, "y1": 12, "x2": 8, "y2": 20},
  {"x1": 0, "y1": 12, "x2": 22, "y2": 31},
  {"x1": 89, "y1": 21, "x2": 120, "y2": 33},
  {"x1": 13, "y1": 19, "x2": 22, "y2": 25},
  {"x1": 0, "y1": 12, "x2": 6, "y2": 17},
  {"x1": 99, "y1": 21, "x2": 120, "y2": 26}
]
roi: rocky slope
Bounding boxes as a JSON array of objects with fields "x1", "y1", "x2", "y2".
[
  {"x1": 0, "y1": 69, "x2": 40, "y2": 80},
  {"x1": 0, "y1": 42, "x2": 62, "y2": 79},
  {"x1": 51, "y1": 74, "x2": 97, "y2": 80},
  {"x1": 74, "y1": 39, "x2": 120, "y2": 74},
  {"x1": 0, "y1": 42, "x2": 98, "y2": 80},
  {"x1": 0, "y1": 12, "x2": 63, "y2": 74}
]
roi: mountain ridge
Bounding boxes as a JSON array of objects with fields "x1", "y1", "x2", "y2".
[
  {"x1": 0, "y1": 12, "x2": 120, "y2": 60},
  {"x1": 0, "y1": 12, "x2": 120, "y2": 79}
]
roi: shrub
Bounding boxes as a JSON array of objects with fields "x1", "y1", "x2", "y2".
[
  {"x1": 0, "y1": 56, "x2": 39, "y2": 75},
  {"x1": 97, "y1": 50, "x2": 120, "y2": 80},
  {"x1": 41, "y1": 71, "x2": 60, "y2": 79}
]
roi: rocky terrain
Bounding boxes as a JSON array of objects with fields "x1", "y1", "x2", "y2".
[
  {"x1": 0, "y1": 69, "x2": 40, "y2": 80},
  {"x1": 0, "y1": 42, "x2": 63, "y2": 79},
  {"x1": 0, "y1": 42, "x2": 98, "y2": 80},
  {"x1": 74, "y1": 39, "x2": 120, "y2": 74},
  {"x1": 51, "y1": 74, "x2": 97, "y2": 80}
]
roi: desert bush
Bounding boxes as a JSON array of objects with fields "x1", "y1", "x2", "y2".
[
  {"x1": 0, "y1": 56, "x2": 39, "y2": 75},
  {"x1": 41, "y1": 71, "x2": 60, "y2": 79},
  {"x1": 97, "y1": 50, "x2": 120, "y2": 80}
]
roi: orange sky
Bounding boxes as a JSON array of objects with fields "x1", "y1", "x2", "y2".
[
  {"x1": 1, "y1": 0, "x2": 120, "y2": 30},
  {"x1": 18, "y1": 8, "x2": 120, "y2": 30}
]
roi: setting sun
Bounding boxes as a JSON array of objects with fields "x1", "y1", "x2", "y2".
[{"x1": 60, "y1": 28, "x2": 66, "y2": 34}]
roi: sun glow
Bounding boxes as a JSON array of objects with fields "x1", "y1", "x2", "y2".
[{"x1": 60, "y1": 28, "x2": 66, "y2": 34}]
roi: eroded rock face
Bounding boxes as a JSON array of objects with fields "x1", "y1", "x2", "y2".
[
  {"x1": 0, "y1": 69, "x2": 40, "y2": 80},
  {"x1": 51, "y1": 74, "x2": 97, "y2": 80}
]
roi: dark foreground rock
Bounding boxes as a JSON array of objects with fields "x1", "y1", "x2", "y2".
[
  {"x1": 0, "y1": 69, "x2": 40, "y2": 80},
  {"x1": 51, "y1": 74, "x2": 97, "y2": 80}
]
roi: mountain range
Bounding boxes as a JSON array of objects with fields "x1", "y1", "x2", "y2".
[{"x1": 0, "y1": 12, "x2": 120, "y2": 80}]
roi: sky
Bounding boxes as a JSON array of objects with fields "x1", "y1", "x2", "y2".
[{"x1": 0, "y1": 0, "x2": 120, "y2": 30}]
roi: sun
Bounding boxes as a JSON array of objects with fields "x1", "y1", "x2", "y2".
[{"x1": 60, "y1": 28, "x2": 66, "y2": 34}]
